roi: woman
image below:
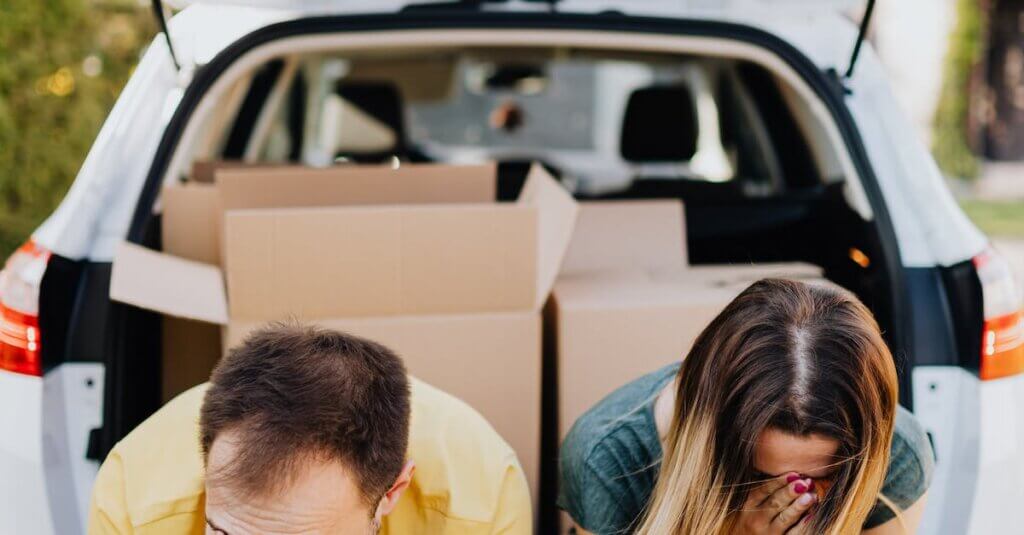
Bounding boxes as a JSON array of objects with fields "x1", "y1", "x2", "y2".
[{"x1": 559, "y1": 279, "x2": 933, "y2": 534}]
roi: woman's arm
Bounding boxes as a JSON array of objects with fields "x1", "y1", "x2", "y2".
[{"x1": 862, "y1": 493, "x2": 928, "y2": 535}]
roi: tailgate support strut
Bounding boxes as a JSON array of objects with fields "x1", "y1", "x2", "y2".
[
  {"x1": 151, "y1": 0, "x2": 181, "y2": 72},
  {"x1": 845, "y1": 0, "x2": 877, "y2": 78}
]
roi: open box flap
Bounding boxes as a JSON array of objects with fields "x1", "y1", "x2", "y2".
[
  {"x1": 216, "y1": 163, "x2": 497, "y2": 210},
  {"x1": 111, "y1": 242, "x2": 229, "y2": 325},
  {"x1": 191, "y1": 161, "x2": 296, "y2": 183},
  {"x1": 518, "y1": 164, "x2": 579, "y2": 308}
]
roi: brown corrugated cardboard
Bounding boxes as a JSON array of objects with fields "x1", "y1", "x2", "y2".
[
  {"x1": 160, "y1": 182, "x2": 225, "y2": 401},
  {"x1": 168, "y1": 163, "x2": 499, "y2": 268},
  {"x1": 111, "y1": 242, "x2": 229, "y2": 324},
  {"x1": 681, "y1": 262, "x2": 825, "y2": 287},
  {"x1": 560, "y1": 200, "x2": 686, "y2": 275},
  {"x1": 223, "y1": 205, "x2": 537, "y2": 318},
  {"x1": 161, "y1": 182, "x2": 222, "y2": 265},
  {"x1": 190, "y1": 160, "x2": 294, "y2": 183},
  {"x1": 228, "y1": 311, "x2": 542, "y2": 498},
  {"x1": 113, "y1": 162, "x2": 578, "y2": 507},
  {"x1": 221, "y1": 164, "x2": 570, "y2": 319},
  {"x1": 162, "y1": 317, "x2": 222, "y2": 402},
  {"x1": 551, "y1": 271, "x2": 737, "y2": 440},
  {"x1": 550, "y1": 264, "x2": 825, "y2": 441},
  {"x1": 133, "y1": 165, "x2": 574, "y2": 324},
  {"x1": 216, "y1": 163, "x2": 497, "y2": 209}
]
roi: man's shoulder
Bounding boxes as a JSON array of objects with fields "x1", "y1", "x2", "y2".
[
  {"x1": 407, "y1": 376, "x2": 523, "y2": 482},
  {"x1": 387, "y1": 378, "x2": 532, "y2": 530},
  {"x1": 113, "y1": 383, "x2": 208, "y2": 462},
  {"x1": 90, "y1": 385, "x2": 209, "y2": 532}
]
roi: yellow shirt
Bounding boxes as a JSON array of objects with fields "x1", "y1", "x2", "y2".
[{"x1": 88, "y1": 378, "x2": 532, "y2": 534}]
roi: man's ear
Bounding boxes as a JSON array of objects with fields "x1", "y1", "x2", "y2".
[{"x1": 376, "y1": 460, "x2": 415, "y2": 519}]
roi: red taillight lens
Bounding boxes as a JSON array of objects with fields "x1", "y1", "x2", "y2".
[
  {"x1": 974, "y1": 247, "x2": 1024, "y2": 380},
  {"x1": 0, "y1": 241, "x2": 49, "y2": 376}
]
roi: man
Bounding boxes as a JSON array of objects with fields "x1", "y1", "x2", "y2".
[{"x1": 88, "y1": 323, "x2": 531, "y2": 534}]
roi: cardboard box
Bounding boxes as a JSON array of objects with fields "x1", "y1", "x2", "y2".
[
  {"x1": 560, "y1": 200, "x2": 686, "y2": 275},
  {"x1": 183, "y1": 162, "x2": 498, "y2": 266},
  {"x1": 157, "y1": 163, "x2": 507, "y2": 400},
  {"x1": 550, "y1": 271, "x2": 738, "y2": 440},
  {"x1": 549, "y1": 200, "x2": 824, "y2": 440},
  {"x1": 113, "y1": 163, "x2": 579, "y2": 503},
  {"x1": 551, "y1": 264, "x2": 826, "y2": 440},
  {"x1": 190, "y1": 160, "x2": 295, "y2": 183}
]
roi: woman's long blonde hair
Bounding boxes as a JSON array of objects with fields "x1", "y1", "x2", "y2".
[{"x1": 634, "y1": 279, "x2": 899, "y2": 535}]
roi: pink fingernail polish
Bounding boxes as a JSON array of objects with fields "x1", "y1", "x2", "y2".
[
  {"x1": 786, "y1": 474, "x2": 800, "y2": 483},
  {"x1": 807, "y1": 479, "x2": 815, "y2": 491},
  {"x1": 794, "y1": 483, "x2": 807, "y2": 494}
]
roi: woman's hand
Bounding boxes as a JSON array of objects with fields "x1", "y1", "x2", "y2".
[{"x1": 735, "y1": 473, "x2": 817, "y2": 535}]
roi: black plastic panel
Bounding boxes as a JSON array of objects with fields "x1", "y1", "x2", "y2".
[{"x1": 940, "y1": 259, "x2": 984, "y2": 372}]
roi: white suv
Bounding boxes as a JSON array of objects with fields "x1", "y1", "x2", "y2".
[{"x1": 1, "y1": 2, "x2": 1020, "y2": 533}]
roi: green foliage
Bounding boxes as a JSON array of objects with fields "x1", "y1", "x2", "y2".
[
  {"x1": 0, "y1": 0, "x2": 153, "y2": 257},
  {"x1": 932, "y1": 0, "x2": 986, "y2": 180},
  {"x1": 959, "y1": 199, "x2": 1024, "y2": 237}
]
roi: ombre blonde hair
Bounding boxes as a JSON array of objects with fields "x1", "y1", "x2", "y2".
[{"x1": 634, "y1": 279, "x2": 899, "y2": 535}]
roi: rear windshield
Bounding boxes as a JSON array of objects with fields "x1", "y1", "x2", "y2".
[{"x1": 196, "y1": 47, "x2": 832, "y2": 196}]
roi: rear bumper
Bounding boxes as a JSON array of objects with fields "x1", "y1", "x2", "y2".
[
  {"x1": 914, "y1": 366, "x2": 1024, "y2": 534},
  {"x1": 0, "y1": 370, "x2": 54, "y2": 534},
  {"x1": 969, "y1": 373, "x2": 1024, "y2": 533}
]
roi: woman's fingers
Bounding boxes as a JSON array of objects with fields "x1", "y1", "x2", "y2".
[
  {"x1": 747, "y1": 473, "x2": 800, "y2": 508},
  {"x1": 784, "y1": 512, "x2": 815, "y2": 535},
  {"x1": 771, "y1": 481, "x2": 816, "y2": 533},
  {"x1": 737, "y1": 474, "x2": 815, "y2": 535},
  {"x1": 764, "y1": 477, "x2": 808, "y2": 512}
]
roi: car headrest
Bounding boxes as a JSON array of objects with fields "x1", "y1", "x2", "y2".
[{"x1": 620, "y1": 85, "x2": 698, "y2": 162}]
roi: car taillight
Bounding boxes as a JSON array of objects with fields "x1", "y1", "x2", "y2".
[
  {"x1": 974, "y1": 247, "x2": 1024, "y2": 380},
  {"x1": 0, "y1": 241, "x2": 49, "y2": 376}
]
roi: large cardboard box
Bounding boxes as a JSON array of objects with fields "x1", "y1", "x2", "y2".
[
  {"x1": 115, "y1": 163, "x2": 578, "y2": 503},
  {"x1": 550, "y1": 271, "x2": 746, "y2": 440},
  {"x1": 157, "y1": 162, "x2": 501, "y2": 395},
  {"x1": 550, "y1": 201, "x2": 825, "y2": 440}
]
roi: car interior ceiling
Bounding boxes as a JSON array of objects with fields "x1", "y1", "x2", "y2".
[{"x1": 112, "y1": 53, "x2": 892, "y2": 446}]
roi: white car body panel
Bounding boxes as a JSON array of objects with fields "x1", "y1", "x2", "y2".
[
  {"x1": 845, "y1": 47, "x2": 989, "y2": 267},
  {"x1": 913, "y1": 366, "x2": 980, "y2": 534},
  {"x1": 42, "y1": 364, "x2": 105, "y2": 533},
  {"x1": 0, "y1": 370, "x2": 55, "y2": 534},
  {"x1": 968, "y1": 373, "x2": 1024, "y2": 533},
  {"x1": 31, "y1": 41, "x2": 179, "y2": 260}
]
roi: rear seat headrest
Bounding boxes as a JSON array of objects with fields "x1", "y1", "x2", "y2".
[{"x1": 620, "y1": 85, "x2": 699, "y2": 162}]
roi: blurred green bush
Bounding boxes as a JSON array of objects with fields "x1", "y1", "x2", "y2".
[
  {"x1": 0, "y1": 0, "x2": 153, "y2": 257},
  {"x1": 932, "y1": 0, "x2": 986, "y2": 180}
]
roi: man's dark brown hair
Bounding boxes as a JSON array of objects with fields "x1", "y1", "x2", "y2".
[{"x1": 199, "y1": 322, "x2": 410, "y2": 505}]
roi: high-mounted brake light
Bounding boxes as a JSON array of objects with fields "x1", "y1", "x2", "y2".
[
  {"x1": 0, "y1": 241, "x2": 49, "y2": 376},
  {"x1": 974, "y1": 247, "x2": 1024, "y2": 380}
]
